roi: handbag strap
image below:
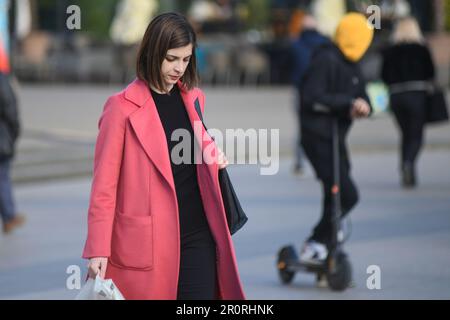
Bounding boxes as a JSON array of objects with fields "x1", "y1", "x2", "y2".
[
  {"x1": 194, "y1": 97, "x2": 215, "y2": 141},
  {"x1": 194, "y1": 98, "x2": 203, "y2": 122}
]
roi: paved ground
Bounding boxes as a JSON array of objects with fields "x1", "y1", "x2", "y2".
[
  {"x1": 0, "y1": 85, "x2": 449, "y2": 300},
  {"x1": 1, "y1": 150, "x2": 449, "y2": 300}
]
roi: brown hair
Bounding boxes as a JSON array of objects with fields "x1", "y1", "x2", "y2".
[{"x1": 136, "y1": 12, "x2": 199, "y2": 92}]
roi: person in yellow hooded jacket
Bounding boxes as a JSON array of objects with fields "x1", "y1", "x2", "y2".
[{"x1": 298, "y1": 13, "x2": 374, "y2": 276}]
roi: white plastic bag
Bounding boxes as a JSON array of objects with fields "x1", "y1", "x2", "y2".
[{"x1": 75, "y1": 275, "x2": 125, "y2": 300}]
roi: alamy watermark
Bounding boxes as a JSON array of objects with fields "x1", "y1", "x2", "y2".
[
  {"x1": 66, "y1": 5, "x2": 81, "y2": 30},
  {"x1": 64, "y1": 4, "x2": 382, "y2": 32},
  {"x1": 367, "y1": 5, "x2": 382, "y2": 30},
  {"x1": 66, "y1": 265, "x2": 82, "y2": 290},
  {"x1": 67, "y1": 263, "x2": 382, "y2": 290},
  {"x1": 366, "y1": 265, "x2": 381, "y2": 290},
  {"x1": 60, "y1": 4, "x2": 382, "y2": 177},
  {"x1": 169, "y1": 121, "x2": 280, "y2": 175}
]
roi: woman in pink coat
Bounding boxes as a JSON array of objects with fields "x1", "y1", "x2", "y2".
[{"x1": 82, "y1": 12, "x2": 245, "y2": 300}]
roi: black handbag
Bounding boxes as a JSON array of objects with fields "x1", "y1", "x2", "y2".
[
  {"x1": 426, "y1": 87, "x2": 449, "y2": 124},
  {"x1": 194, "y1": 98, "x2": 248, "y2": 235}
]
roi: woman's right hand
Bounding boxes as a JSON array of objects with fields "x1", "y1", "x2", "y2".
[{"x1": 88, "y1": 257, "x2": 108, "y2": 279}]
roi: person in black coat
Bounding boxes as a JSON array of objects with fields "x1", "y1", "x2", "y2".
[
  {"x1": 299, "y1": 13, "x2": 374, "y2": 269},
  {"x1": 290, "y1": 14, "x2": 330, "y2": 175},
  {"x1": 0, "y1": 72, "x2": 25, "y2": 234},
  {"x1": 381, "y1": 17, "x2": 435, "y2": 188}
]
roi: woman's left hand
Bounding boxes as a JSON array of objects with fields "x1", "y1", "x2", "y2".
[{"x1": 217, "y1": 148, "x2": 229, "y2": 170}]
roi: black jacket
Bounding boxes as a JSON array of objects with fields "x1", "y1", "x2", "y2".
[
  {"x1": 0, "y1": 73, "x2": 20, "y2": 160},
  {"x1": 381, "y1": 43, "x2": 435, "y2": 85},
  {"x1": 300, "y1": 43, "x2": 371, "y2": 143}
]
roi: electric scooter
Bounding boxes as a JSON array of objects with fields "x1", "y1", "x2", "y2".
[{"x1": 276, "y1": 119, "x2": 352, "y2": 291}]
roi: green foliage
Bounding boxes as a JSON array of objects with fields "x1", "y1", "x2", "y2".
[
  {"x1": 242, "y1": 0, "x2": 271, "y2": 30},
  {"x1": 73, "y1": 0, "x2": 120, "y2": 40},
  {"x1": 445, "y1": 0, "x2": 450, "y2": 31},
  {"x1": 37, "y1": 0, "x2": 120, "y2": 40}
]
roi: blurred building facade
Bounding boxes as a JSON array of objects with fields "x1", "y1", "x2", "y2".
[{"x1": 5, "y1": 0, "x2": 450, "y2": 87}]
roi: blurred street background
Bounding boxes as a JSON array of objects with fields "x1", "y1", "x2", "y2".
[{"x1": 0, "y1": 0, "x2": 449, "y2": 299}]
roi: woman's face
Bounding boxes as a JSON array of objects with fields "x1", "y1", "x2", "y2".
[{"x1": 161, "y1": 44, "x2": 193, "y2": 89}]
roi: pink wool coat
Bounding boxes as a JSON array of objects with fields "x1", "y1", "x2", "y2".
[{"x1": 82, "y1": 79, "x2": 245, "y2": 300}]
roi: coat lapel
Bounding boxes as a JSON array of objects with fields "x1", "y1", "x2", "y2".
[
  {"x1": 179, "y1": 86, "x2": 203, "y2": 162},
  {"x1": 125, "y1": 79, "x2": 175, "y2": 191},
  {"x1": 123, "y1": 79, "x2": 218, "y2": 193},
  {"x1": 179, "y1": 84, "x2": 219, "y2": 181}
]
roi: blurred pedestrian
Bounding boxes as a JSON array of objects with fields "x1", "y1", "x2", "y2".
[
  {"x1": 290, "y1": 14, "x2": 330, "y2": 175},
  {"x1": 0, "y1": 43, "x2": 24, "y2": 234},
  {"x1": 82, "y1": 12, "x2": 245, "y2": 300},
  {"x1": 311, "y1": 0, "x2": 346, "y2": 37},
  {"x1": 109, "y1": 0, "x2": 158, "y2": 83},
  {"x1": 188, "y1": 0, "x2": 240, "y2": 34},
  {"x1": 381, "y1": 17, "x2": 435, "y2": 188},
  {"x1": 299, "y1": 13, "x2": 374, "y2": 274}
]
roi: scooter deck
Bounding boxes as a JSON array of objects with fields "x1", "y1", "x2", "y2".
[{"x1": 281, "y1": 259, "x2": 327, "y2": 274}]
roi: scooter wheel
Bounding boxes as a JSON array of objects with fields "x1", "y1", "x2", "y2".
[
  {"x1": 277, "y1": 245, "x2": 297, "y2": 284},
  {"x1": 327, "y1": 253, "x2": 352, "y2": 291}
]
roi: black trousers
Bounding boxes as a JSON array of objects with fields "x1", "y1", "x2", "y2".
[
  {"x1": 177, "y1": 228, "x2": 217, "y2": 300},
  {"x1": 303, "y1": 137, "x2": 359, "y2": 246},
  {"x1": 390, "y1": 91, "x2": 427, "y2": 168}
]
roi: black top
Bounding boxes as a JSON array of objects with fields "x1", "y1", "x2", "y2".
[
  {"x1": 381, "y1": 43, "x2": 435, "y2": 85},
  {"x1": 151, "y1": 85, "x2": 210, "y2": 236},
  {"x1": 300, "y1": 43, "x2": 371, "y2": 141}
]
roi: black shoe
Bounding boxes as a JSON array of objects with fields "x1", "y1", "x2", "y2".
[
  {"x1": 292, "y1": 163, "x2": 304, "y2": 176},
  {"x1": 402, "y1": 163, "x2": 416, "y2": 188}
]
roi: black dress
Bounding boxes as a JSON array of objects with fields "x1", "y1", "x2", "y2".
[{"x1": 151, "y1": 85, "x2": 217, "y2": 300}]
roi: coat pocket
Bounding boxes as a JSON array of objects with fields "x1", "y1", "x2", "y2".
[{"x1": 109, "y1": 213, "x2": 154, "y2": 271}]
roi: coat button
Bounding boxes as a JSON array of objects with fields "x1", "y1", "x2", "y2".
[{"x1": 352, "y1": 77, "x2": 359, "y2": 85}]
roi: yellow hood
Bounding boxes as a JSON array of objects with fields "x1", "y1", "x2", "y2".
[{"x1": 334, "y1": 13, "x2": 374, "y2": 62}]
